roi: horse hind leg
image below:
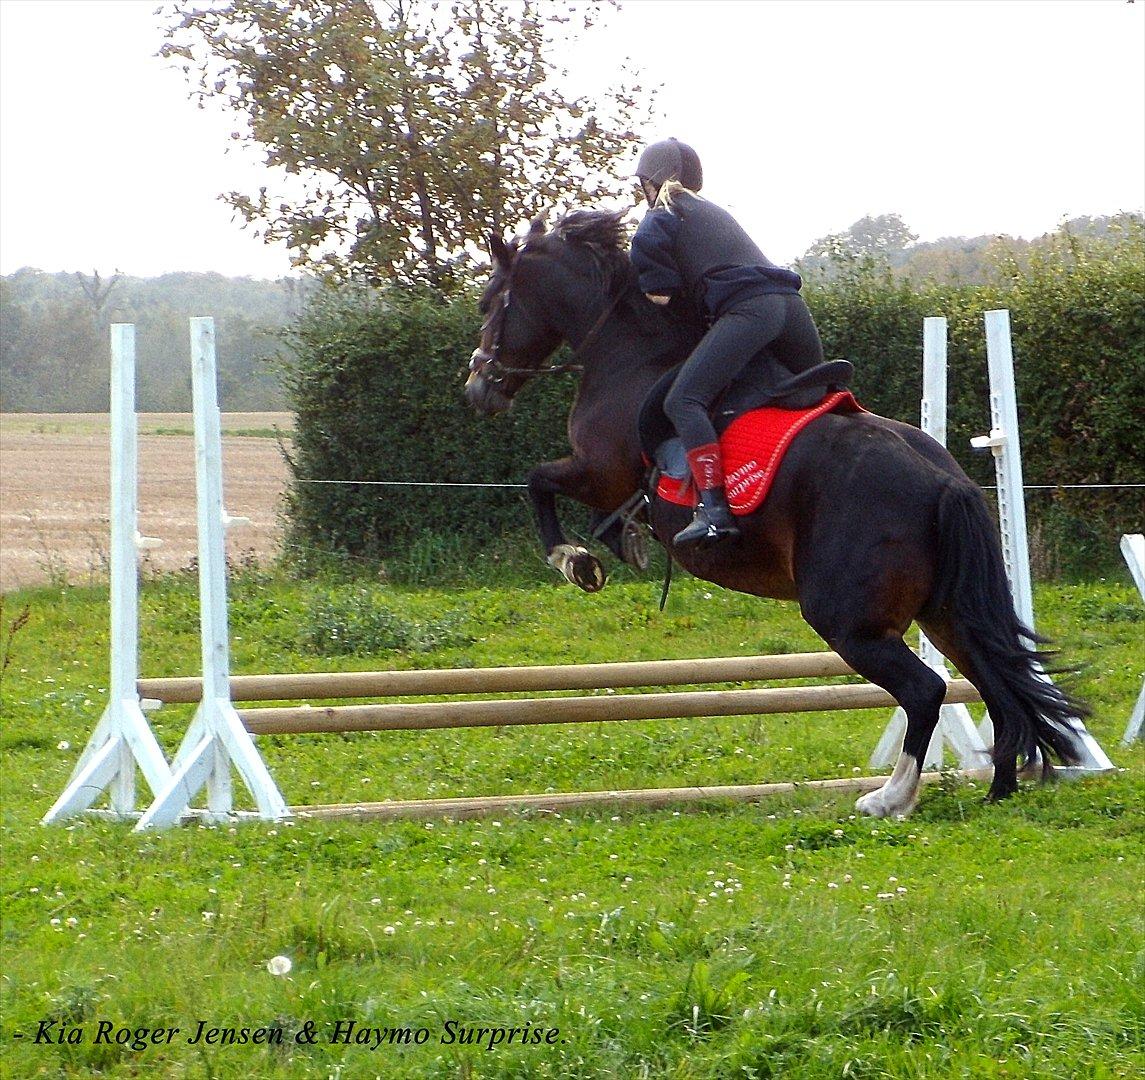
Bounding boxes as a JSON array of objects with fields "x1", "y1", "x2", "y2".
[
  {"x1": 918, "y1": 619, "x2": 1022, "y2": 801},
  {"x1": 832, "y1": 633, "x2": 948, "y2": 818}
]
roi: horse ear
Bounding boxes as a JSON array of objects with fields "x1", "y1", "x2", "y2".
[
  {"x1": 489, "y1": 233, "x2": 511, "y2": 268},
  {"x1": 527, "y1": 215, "x2": 546, "y2": 240}
]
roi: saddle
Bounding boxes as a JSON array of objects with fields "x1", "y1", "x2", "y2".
[{"x1": 637, "y1": 356, "x2": 854, "y2": 477}]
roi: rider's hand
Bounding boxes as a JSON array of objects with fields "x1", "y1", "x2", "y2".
[{"x1": 645, "y1": 293, "x2": 671, "y2": 306}]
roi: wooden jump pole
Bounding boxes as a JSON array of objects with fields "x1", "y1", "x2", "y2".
[
  {"x1": 138, "y1": 651, "x2": 857, "y2": 704},
  {"x1": 297, "y1": 768, "x2": 997, "y2": 822},
  {"x1": 240, "y1": 679, "x2": 982, "y2": 735}
]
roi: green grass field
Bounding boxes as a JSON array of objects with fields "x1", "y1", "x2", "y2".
[{"x1": 1, "y1": 567, "x2": 1141, "y2": 1078}]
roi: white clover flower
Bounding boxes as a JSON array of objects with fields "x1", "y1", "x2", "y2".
[{"x1": 267, "y1": 955, "x2": 292, "y2": 976}]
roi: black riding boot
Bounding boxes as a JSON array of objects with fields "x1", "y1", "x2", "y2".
[
  {"x1": 673, "y1": 487, "x2": 741, "y2": 549},
  {"x1": 673, "y1": 442, "x2": 741, "y2": 550}
]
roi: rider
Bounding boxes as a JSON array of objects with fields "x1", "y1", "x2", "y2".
[{"x1": 631, "y1": 138, "x2": 825, "y2": 550}]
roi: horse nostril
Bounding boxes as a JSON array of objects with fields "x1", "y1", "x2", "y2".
[{"x1": 465, "y1": 374, "x2": 510, "y2": 416}]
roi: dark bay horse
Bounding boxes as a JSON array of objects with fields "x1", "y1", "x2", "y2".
[{"x1": 464, "y1": 210, "x2": 1084, "y2": 817}]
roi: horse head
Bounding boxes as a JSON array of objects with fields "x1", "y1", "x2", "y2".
[
  {"x1": 465, "y1": 218, "x2": 566, "y2": 415},
  {"x1": 465, "y1": 211, "x2": 644, "y2": 416}
]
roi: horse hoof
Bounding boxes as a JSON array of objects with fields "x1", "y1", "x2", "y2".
[
  {"x1": 569, "y1": 552, "x2": 606, "y2": 592},
  {"x1": 548, "y1": 544, "x2": 606, "y2": 592},
  {"x1": 855, "y1": 786, "x2": 913, "y2": 819},
  {"x1": 855, "y1": 789, "x2": 892, "y2": 818}
]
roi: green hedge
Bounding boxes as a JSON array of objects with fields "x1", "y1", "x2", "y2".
[
  {"x1": 805, "y1": 231, "x2": 1144, "y2": 575},
  {"x1": 280, "y1": 287, "x2": 575, "y2": 562},
  {"x1": 282, "y1": 229, "x2": 1144, "y2": 577}
]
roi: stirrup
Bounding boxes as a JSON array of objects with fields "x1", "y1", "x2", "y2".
[{"x1": 673, "y1": 506, "x2": 740, "y2": 550}]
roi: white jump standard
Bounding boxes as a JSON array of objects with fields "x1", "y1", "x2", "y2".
[
  {"x1": 973, "y1": 310, "x2": 1112, "y2": 775},
  {"x1": 42, "y1": 325, "x2": 171, "y2": 824},
  {"x1": 1120, "y1": 533, "x2": 1144, "y2": 745},
  {"x1": 136, "y1": 319, "x2": 287, "y2": 829}
]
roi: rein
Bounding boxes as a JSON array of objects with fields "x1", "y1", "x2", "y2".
[
  {"x1": 470, "y1": 255, "x2": 626, "y2": 383},
  {"x1": 499, "y1": 288, "x2": 625, "y2": 377}
]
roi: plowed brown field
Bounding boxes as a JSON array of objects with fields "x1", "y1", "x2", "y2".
[{"x1": 0, "y1": 414, "x2": 292, "y2": 592}]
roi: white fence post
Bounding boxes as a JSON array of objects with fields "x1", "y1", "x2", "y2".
[
  {"x1": 43, "y1": 325, "x2": 171, "y2": 823},
  {"x1": 1120, "y1": 533, "x2": 1144, "y2": 745},
  {"x1": 974, "y1": 310, "x2": 1035, "y2": 631},
  {"x1": 870, "y1": 317, "x2": 992, "y2": 771},
  {"x1": 972, "y1": 310, "x2": 1114, "y2": 773},
  {"x1": 136, "y1": 318, "x2": 287, "y2": 829}
]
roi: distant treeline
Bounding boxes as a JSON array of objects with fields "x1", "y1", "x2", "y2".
[
  {"x1": 0, "y1": 270, "x2": 313, "y2": 412},
  {"x1": 1, "y1": 214, "x2": 1139, "y2": 414},
  {"x1": 793, "y1": 212, "x2": 1144, "y2": 283}
]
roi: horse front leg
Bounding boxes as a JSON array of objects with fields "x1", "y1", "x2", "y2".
[{"x1": 527, "y1": 457, "x2": 610, "y2": 592}]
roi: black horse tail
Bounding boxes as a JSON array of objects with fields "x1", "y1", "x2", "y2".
[{"x1": 930, "y1": 480, "x2": 1086, "y2": 770}]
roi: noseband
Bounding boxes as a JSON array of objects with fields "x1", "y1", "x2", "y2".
[{"x1": 469, "y1": 250, "x2": 625, "y2": 386}]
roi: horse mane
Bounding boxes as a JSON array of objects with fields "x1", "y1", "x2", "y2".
[
  {"x1": 522, "y1": 209, "x2": 633, "y2": 298},
  {"x1": 518, "y1": 208, "x2": 684, "y2": 341},
  {"x1": 547, "y1": 209, "x2": 629, "y2": 254}
]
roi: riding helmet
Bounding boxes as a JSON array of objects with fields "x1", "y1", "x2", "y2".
[{"x1": 635, "y1": 138, "x2": 703, "y2": 192}]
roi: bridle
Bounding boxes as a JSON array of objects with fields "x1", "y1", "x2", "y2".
[{"x1": 468, "y1": 249, "x2": 625, "y2": 387}]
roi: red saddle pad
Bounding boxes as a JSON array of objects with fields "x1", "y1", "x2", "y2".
[{"x1": 657, "y1": 390, "x2": 865, "y2": 515}]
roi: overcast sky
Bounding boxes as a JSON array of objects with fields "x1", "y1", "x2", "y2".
[{"x1": 1, "y1": 0, "x2": 1141, "y2": 278}]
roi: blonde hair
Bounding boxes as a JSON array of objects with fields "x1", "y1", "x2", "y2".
[{"x1": 655, "y1": 178, "x2": 702, "y2": 210}]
